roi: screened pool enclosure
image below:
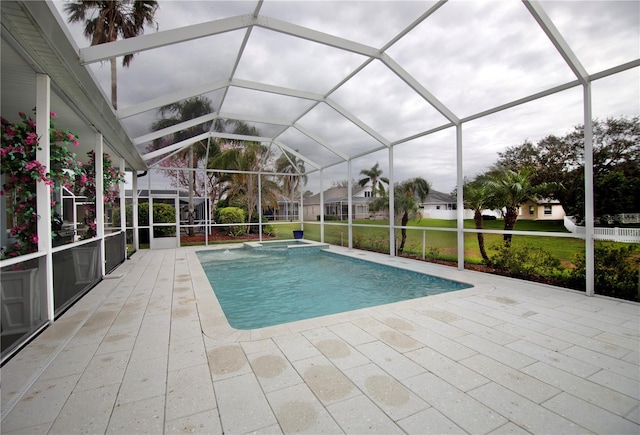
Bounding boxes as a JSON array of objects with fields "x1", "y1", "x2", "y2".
[{"x1": 1, "y1": 0, "x2": 638, "y2": 361}]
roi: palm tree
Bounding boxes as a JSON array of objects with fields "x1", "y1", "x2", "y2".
[
  {"x1": 210, "y1": 141, "x2": 279, "y2": 233},
  {"x1": 65, "y1": 1, "x2": 158, "y2": 110},
  {"x1": 484, "y1": 167, "x2": 560, "y2": 247},
  {"x1": 275, "y1": 151, "x2": 307, "y2": 220},
  {"x1": 151, "y1": 96, "x2": 220, "y2": 235},
  {"x1": 358, "y1": 162, "x2": 389, "y2": 198},
  {"x1": 369, "y1": 177, "x2": 430, "y2": 254},
  {"x1": 396, "y1": 178, "x2": 430, "y2": 253},
  {"x1": 462, "y1": 178, "x2": 491, "y2": 261}
]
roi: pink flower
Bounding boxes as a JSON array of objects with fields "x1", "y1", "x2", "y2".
[
  {"x1": 30, "y1": 234, "x2": 39, "y2": 244},
  {"x1": 67, "y1": 133, "x2": 74, "y2": 140},
  {"x1": 25, "y1": 132, "x2": 38, "y2": 145},
  {"x1": 78, "y1": 162, "x2": 83, "y2": 167},
  {"x1": 50, "y1": 111, "x2": 57, "y2": 118},
  {"x1": 73, "y1": 140, "x2": 79, "y2": 147},
  {"x1": 28, "y1": 120, "x2": 36, "y2": 127}
]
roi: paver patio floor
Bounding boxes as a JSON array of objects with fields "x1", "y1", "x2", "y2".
[{"x1": 1, "y1": 245, "x2": 639, "y2": 434}]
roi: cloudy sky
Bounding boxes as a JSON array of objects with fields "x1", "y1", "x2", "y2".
[{"x1": 52, "y1": 0, "x2": 639, "y2": 194}]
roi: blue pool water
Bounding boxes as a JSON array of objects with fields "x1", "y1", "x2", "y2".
[{"x1": 196, "y1": 248, "x2": 472, "y2": 329}]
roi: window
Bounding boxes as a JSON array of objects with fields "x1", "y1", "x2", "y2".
[
  {"x1": 364, "y1": 191, "x2": 372, "y2": 198},
  {"x1": 529, "y1": 206, "x2": 535, "y2": 215},
  {"x1": 544, "y1": 205, "x2": 552, "y2": 215}
]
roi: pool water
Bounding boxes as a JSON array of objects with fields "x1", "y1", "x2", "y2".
[{"x1": 196, "y1": 248, "x2": 472, "y2": 329}]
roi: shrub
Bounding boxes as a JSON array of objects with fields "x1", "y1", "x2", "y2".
[
  {"x1": 113, "y1": 202, "x2": 176, "y2": 242},
  {"x1": 486, "y1": 243, "x2": 561, "y2": 279},
  {"x1": 568, "y1": 243, "x2": 639, "y2": 301},
  {"x1": 218, "y1": 207, "x2": 246, "y2": 237},
  {"x1": 317, "y1": 214, "x2": 338, "y2": 221}
]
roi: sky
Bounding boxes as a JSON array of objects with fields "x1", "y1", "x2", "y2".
[{"x1": 52, "y1": 0, "x2": 639, "y2": 195}]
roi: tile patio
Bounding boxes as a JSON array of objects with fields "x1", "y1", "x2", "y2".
[{"x1": 1, "y1": 245, "x2": 638, "y2": 434}]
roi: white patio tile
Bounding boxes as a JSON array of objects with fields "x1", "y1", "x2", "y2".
[
  {"x1": 451, "y1": 318, "x2": 519, "y2": 345},
  {"x1": 164, "y1": 409, "x2": 223, "y2": 434},
  {"x1": 165, "y1": 363, "x2": 216, "y2": 422},
  {"x1": 168, "y1": 336, "x2": 208, "y2": 372},
  {"x1": 396, "y1": 407, "x2": 466, "y2": 434},
  {"x1": 487, "y1": 422, "x2": 532, "y2": 434},
  {"x1": 74, "y1": 349, "x2": 130, "y2": 391},
  {"x1": 521, "y1": 361, "x2": 638, "y2": 416},
  {"x1": 273, "y1": 332, "x2": 322, "y2": 362},
  {"x1": 343, "y1": 363, "x2": 430, "y2": 421},
  {"x1": 303, "y1": 329, "x2": 371, "y2": 370},
  {"x1": 468, "y1": 382, "x2": 585, "y2": 434},
  {"x1": 454, "y1": 334, "x2": 536, "y2": 370},
  {"x1": 405, "y1": 326, "x2": 477, "y2": 361},
  {"x1": 38, "y1": 342, "x2": 99, "y2": 381},
  {"x1": 95, "y1": 326, "x2": 138, "y2": 355},
  {"x1": 542, "y1": 392, "x2": 639, "y2": 434},
  {"x1": 351, "y1": 318, "x2": 423, "y2": 352},
  {"x1": 587, "y1": 368, "x2": 640, "y2": 399},
  {"x1": 507, "y1": 339, "x2": 600, "y2": 378},
  {"x1": 459, "y1": 354, "x2": 560, "y2": 403},
  {"x1": 544, "y1": 327, "x2": 633, "y2": 358},
  {"x1": 106, "y1": 394, "x2": 165, "y2": 434},
  {"x1": 326, "y1": 395, "x2": 404, "y2": 434},
  {"x1": 356, "y1": 341, "x2": 426, "y2": 380},
  {"x1": 248, "y1": 349, "x2": 304, "y2": 393},
  {"x1": 266, "y1": 383, "x2": 343, "y2": 433},
  {"x1": 595, "y1": 331, "x2": 640, "y2": 352},
  {"x1": 327, "y1": 321, "x2": 377, "y2": 346},
  {"x1": 402, "y1": 372, "x2": 507, "y2": 434},
  {"x1": 48, "y1": 383, "x2": 119, "y2": 434},
  {"x1": 1, "y1": 374, "x2": 80, "y2": 433},
  {"x1": 561, "y1": 344, "x2": 640, "y2": 378},
  {"x1": 214, "y1": 373, "x2": 277, "y2": 433},
  {"x1": 116, "y1": 356, "x2": 168, "y2": 405},
  {"x1": 206, "y1": 343, "x2": 251, "y2": 381},
  {"x1": 292, "y1": 355, "x2": 360, "y2": 405},
  {"x1": 405, "y1": 347, "x2": 490, "y2": 392}
]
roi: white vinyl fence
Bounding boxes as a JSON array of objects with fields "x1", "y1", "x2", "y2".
[{"x1": 564, "y1": 216, "x2": 640, "y2": 243}]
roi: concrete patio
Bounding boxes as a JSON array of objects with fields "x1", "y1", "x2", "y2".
[{"x1": 1, "y1": 245, "x2": 639, "y2": 434}]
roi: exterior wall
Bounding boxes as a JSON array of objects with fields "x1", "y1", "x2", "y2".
[{"x1": 518, "y1": 200, "x2": 565, "y2": 220}]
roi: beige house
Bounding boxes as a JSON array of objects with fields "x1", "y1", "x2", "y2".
[{"x1": 518, "y1": 198, "x2": 566, "y2": 220}]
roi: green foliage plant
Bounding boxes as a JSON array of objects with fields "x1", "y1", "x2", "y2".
[
  {"x1": 569, "y1": 243, "x2": 639, "y2": 301},
  {"x1": 218, "y1": 207, "x2": 246, "y2": 237},
  {"x1": 486, "y1": 243, "x2": 562, "y2": 279}
]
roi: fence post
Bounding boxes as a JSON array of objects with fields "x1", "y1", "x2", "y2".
[{"x1": 422, "y1": 230, "x2": 426, "y2": 260}]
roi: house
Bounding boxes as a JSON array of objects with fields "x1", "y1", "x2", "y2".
[
  {"x1": 303, "y1": 187, "x2": 474, "y2": 221},
  {"x1": 518, "y1": 198, "x2": 566, "y2": 220},
  {"x1": 303, "y1": 186, "x2": 374, "y2": 221}
]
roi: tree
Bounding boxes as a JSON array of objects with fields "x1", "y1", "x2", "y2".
[
  {"x1": 369, "y1": 177, "x2": 430, "y2": 254},
  {"x1": 210, "y1": 141, "x2": 279, "y2": 233},
  {"x1": 461, "y1": 178, "x2": 491, "y2": 261},
  {"x1": 484, "y1": 167, "x2": 560, "y2": 247},
  {"x1": 150, "y1": 96, "x2": 220, "y2": 235},
  {"x1": 275, "y1": 151, "x2": 307, "y2": 219},
  {"x1": 497, "y1": 116, "x2": 639, "y2": 220},
  {"x1": 65, "y1": 0, "x2": 158, "y2": 110},
  {"x1": 358, "y1": 162, "x2": 389, "y2": 197}
]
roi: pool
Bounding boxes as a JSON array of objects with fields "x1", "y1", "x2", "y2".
[{"x1": 196, "y1": 247, "x2": 473, "y2": 329}]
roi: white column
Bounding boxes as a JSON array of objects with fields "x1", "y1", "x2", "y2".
[
  {"x1": 456, "y1": 124, "x2": 464, "y2": 270},
  {"x1": 583, "y1": 84, "x2": 595, "y2": 296},
  {"x1": 320, "y1": 169, "x2": 324, "y2": 242},
  {"x1": 347, "y1": 161, "x2": 353, "y2": 249},
  {"x1": 257, "y1": 171, "x2": 262, "y2": 242},
  {"x1": 94, "y1": 135, "x2": 105, "y2": 276},
  {"x1": 388, "y1": 146, "x2": 395, "y2": 256},
  {"x1": 119, "y1": 158, "x2": 126, "y2": 259},
  {"x1": 35, "y1": 74, "x2": 54, "y2": 323},
  {"x1": 132, "y1": 171, "x2": 139, "y2": 251}
]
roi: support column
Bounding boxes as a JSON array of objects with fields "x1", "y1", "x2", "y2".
[
  {"x1": 35, "y1": 74, "x2": 54, "y2": 323},
  {"x1": 583, "y1": 84, "x2": 595, "y2": 296},
  {"x1": 347, "y1": 161, "x2": 353, "y2": 249},
  {"x1": 132, "y1": 171, "x2": 139, "y2": 251},
  {"x1": 456, "y1": 124, "x2": 464, "y2": 270},
  {"x1": 320, "y1": 169, "x2": 324, "y2": 242},
  {"x1": 119, "y1": 158, "x2": 126, "y2": 259},
  {"x1": 94, "y1": 135, "x2": 105, "y2": 277},
  {"x1": 258, "y1": 171, "x2": 262, "y2": 242},
  {"x1": 388, "y1": 146, "x2": 395, "y2": 257}
]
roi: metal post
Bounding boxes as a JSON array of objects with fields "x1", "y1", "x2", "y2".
[
  {"x1": 35, "y1": 74, "x2": 54, "y2": 323},
  {"x1": 95, "y1": 134, "x2": 105, "y2": 277},
  {"x1": 389, "y1": 146, "x2": 395, "y2": 257},
  {"x1": 119, "y1": 158, "x2": 126, "y2": 259},
  {"x1": 132, "y1": 171, "x2": 139, "y2": 251},
  {"x1": 456, "y1": 124, "x2": 464, "y2": 270},
  {"x1": 584, "y1": 84, "x2": 595, "y2": 296},
  {"x1": 347, "y1": 161, "x2": 353, "y2": 249},
  {"x1": 320, "y1": 169, "x2": 324, "y2": 243}
]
